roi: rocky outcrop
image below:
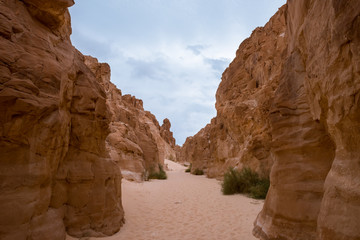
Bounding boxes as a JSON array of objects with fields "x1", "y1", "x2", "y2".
[
  {"x1": 160, "y1": 118, "x2": 176, "y2": 148},
  {"x1": 254, "y1": 1, "x2": 360, "y2": 240},
  {"x1": 179, "y1": 5, "x2": 287, "y2": 178},
  {"x1": 0, "y1": 1, "x2": 123, "y2": 239},
  {"x1": 84, "y1": 56, "x2": 177, "y2": 182}
]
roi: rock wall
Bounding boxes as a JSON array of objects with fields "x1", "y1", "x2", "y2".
[
  {"x1": 179, "y1": 122, "x2": 211, "y2": 170},
  {"x1": 0, "y1": 0, "x2": 124, "y2": 239},
  {"x1": 179, "y1": 5, "x2": 287, "y2": 178},
  {"x1": 84, "y1": 56, "x2": 177, "y2": 182},
  {"x1": 180, "y1": 0, "x2": 360, "y2": 239},
  {"x1": 254, "y1": 1, "x2": 360, "y2": 239}
]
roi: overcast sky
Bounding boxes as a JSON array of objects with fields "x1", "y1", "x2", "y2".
[{"x1": 69, "y1": 0, "x2": 286, "y2": 145}]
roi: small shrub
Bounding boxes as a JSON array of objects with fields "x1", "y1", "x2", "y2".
[
  {"x1": 221, "y1": 167, "x2": 269, "y2": 199},
  {"x1": 222, "y1": 168, "x2": 243, "y2": 195},
  {"x1": 148, "y1": 164, "x2": 167, "y2": 180},
  {"x1": 185, "y1": 163, "x2": 192, "y2": 173},
  {"x1": 249, "y1": 178, "x2": 270, "y2": 199},
  {"x1": 193, "y1": 168, "x2": 204, "y2": 175},
  {"x1": 239, "y1": 167, "x2": 261, "y2": 192}
]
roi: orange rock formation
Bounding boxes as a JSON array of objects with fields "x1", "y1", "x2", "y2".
[
  {"x1": 0, "y1": 0, "x2": 176, "y2": 239},
  {"x1": 254, "y1": 1, "x2": 360, "y2": 240},
  {"x1": 0, "y1": 1, "x2": 124, "y2": 238}
]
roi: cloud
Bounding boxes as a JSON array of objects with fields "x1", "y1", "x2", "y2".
[
  {"x1": 126, "y1": 57, "x2": 169, "y2": 80},
  {"x1": 204, "y1": 57, "x2": 230, "y2": 75},
  {"x1": 70, "y1": 28, "x2": 113, "y2": 60},
  {"x1": 186, "y1": 44, "x2": 207, "y2": 55}
]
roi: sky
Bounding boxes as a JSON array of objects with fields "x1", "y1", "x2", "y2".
[{"x1": 69, "y1": 0, "x2": 286, "y2": 145}]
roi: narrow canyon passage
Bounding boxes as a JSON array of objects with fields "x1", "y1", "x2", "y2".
[{"x1": 67, "y1": 160, "x2": 263, "y2": 240}]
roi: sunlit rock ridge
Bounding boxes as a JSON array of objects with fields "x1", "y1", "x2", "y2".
[{"x1": 180, "y1": 0, "x2": 360, "y2": 239}]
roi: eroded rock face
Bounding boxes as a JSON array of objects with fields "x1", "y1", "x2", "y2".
[
  {"x1": 160, "y1": 118, "x2": 176, "y2": 148},
  {"x1": 179, "y1": 5, "x2": 287, "y2": 178},
  {"x1": 0, "y1": 1, "x2": 123, "y2": 239},
  {"x1": 84, "y1": 56, "x2": 177, "y2": 182},
  {"x1": 180, "y1": 0, "x2": 360, "y2": 239},
  {"x1": 179, "y1": 122, "x2": 212, "y2": 173},
  {"x1": 254, "y1": 1, "x2": 360, "y2": 240}
]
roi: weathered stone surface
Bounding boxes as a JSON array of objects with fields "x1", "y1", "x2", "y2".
[
  {"x1": 84, "y1": 56, "x2": 177, "y2": 182},
  {"x1": 180, "y1": 1, "x2": 360, "y2": 239},
  {"x1": 254, "y1": 1, "x2": 360, "y2": 240},
  {"x1": 0, "y1": 1, "x2": 123, "y2": 239},
  {"x1": 160, "y1": 118, "x2": 176, "y2": 148},
  {"x1": 179, "y1": 5, "x2": 287, "y2": 178},
  {"x1": 179, "y1": 122, "x2": 212, "y2": 173}
]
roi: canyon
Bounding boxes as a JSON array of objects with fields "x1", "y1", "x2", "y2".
[{"x1": 0, "y1": 0, "x2": 359, "y2": 240}]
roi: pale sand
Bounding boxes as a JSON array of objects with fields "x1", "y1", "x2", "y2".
[{"x1": 67, "y1": 160, "x2": 263, "y2": 240}]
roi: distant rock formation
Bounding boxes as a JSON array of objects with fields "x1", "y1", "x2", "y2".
[
  {"x1": 180, "y1": 0, "x2": 360, "y2": 239},
  {"x1": 179, "y1": 122, "x2": 212, "y2": 172},
  {"x1": 179, "y1": 5, "x2": 287, "y2": 178},
  {"x1": 160, "y1": 118, "x2": 176, "y2": 148},
  {"x1": 84, "y1": 56, "x2": 177, "y2": 182}
]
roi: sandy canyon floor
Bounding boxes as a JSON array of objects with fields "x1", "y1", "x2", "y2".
[{"x1": 67, "y1": 160, "x2": 263, "y2": 240}]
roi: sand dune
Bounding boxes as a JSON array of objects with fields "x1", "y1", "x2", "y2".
[{"x1": 67, "y1": 160, "x2": 263, "y2": 240}]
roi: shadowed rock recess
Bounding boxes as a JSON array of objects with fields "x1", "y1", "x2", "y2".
[
  {"x1": 0, "y1": 0, "x2": 176, "y2": 239},
  {"x1": 180, "y1": 0, "x2": 360, "y2": 240}
]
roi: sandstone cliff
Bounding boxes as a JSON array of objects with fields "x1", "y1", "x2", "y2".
[
  {"x1": 0, "y1": 1, "x2": 124, "y2": 239},
  {"x1": 254, "y1": 1, "x2": 360, "y2": 240},
  {"x1": 179, "y1": 5, "x2": 287, "y2": 178},
  {"x1": 0, "y1": 1, "x2": 177, "y2": 239},
  {"x1": 84, "y1": 56, "x2": 177, "y2": 182},
  {"x1": 180, "y1": 0, "x2": 360, "y2": 239}
]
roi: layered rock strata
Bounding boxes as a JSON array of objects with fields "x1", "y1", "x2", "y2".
[
  {"x1": 179, "y1": 5, "x2": 287, "y2": 178},
  {"x1": 254, "y1": 1, "x2": 360, "y2": 240},
  {"x1": 0, "y1": 0, "x2": 124, "y2": 239},
  {"x1": 84, "y1": 56, "x2": 177, "y2": 182}
]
